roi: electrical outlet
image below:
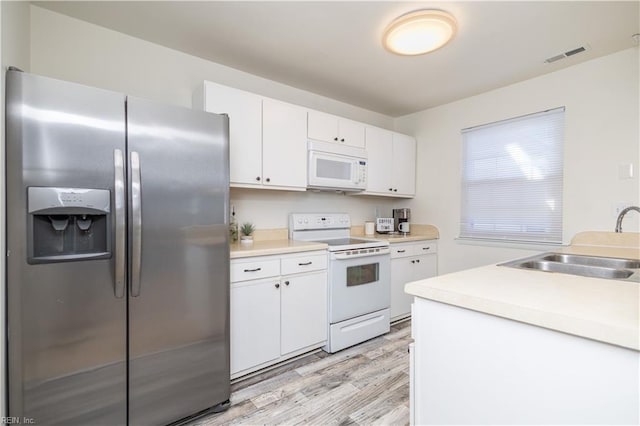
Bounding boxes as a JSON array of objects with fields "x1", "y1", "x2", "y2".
[{"x1": 618, "y1": 163, "x2": 634, "y2": 180}]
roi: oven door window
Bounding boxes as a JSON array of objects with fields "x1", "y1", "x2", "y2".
[{"x1": 346, "y1": 262, "x2": 379, "y2": 287}]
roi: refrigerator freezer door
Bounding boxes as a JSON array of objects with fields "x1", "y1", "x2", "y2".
[
  {"x1": 127, "y1": 97, "x2": 230, "y2": 425},
  {"x1": 5, "y1": 71, "x2": 127, "y2": 424}
]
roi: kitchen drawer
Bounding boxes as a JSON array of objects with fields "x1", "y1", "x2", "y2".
[
  {"x1": 231, "y1": 258, "x2": 280, "y2": 282},
  {"x1": 391, "y1": 241, "x2": 438, "y2": 259},
  {"x1": 281, "y1": 252, "x2": 327, "y2": 275},
  {"x1": 390, "y1": 244, "x2": 414, "y2": 259},
  {"x1": 413, "y1": 241, "x2": 437, "y2": 255}
]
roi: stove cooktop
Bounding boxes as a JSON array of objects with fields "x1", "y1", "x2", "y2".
[
  {"x1": 311, "y1": 237, "x2": 389, "y2": 252},
  {"x1": 312, "y1": 238, "x2": 375, "y2": 246}
]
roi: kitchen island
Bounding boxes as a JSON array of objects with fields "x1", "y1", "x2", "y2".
[{"x1": 406, "y1": 232, "x2": 639, "y2": 425}]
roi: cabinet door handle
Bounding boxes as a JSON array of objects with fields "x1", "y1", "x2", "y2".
[
  {"x1": 389, "y1": 188, "x2": 393, "y2": 191},
  {"x1": 298, "y1": 261, "x2": 312, "y2": 266},
  {"x1": 411, "y1": 260, "x2": 415, "y2": 264},
  {"x1": 423, "y1": 247, "x2": 430, "y2": 250},
  {"x1": 266, "y1": 177, "x2": 271, "y2": 182},
  {"x1": 256, "y1": 176, "x2": 261, "y2": 181},
  {"x1": 393, "y1": 188, "x2": 398, "y2": 192},
  {"x1": 284, "y1": 281, "x2": 290, "y2": 286},
  {"x1": 275, "y1": 283, "x2": 280, "y2": 289},
  {"x1": 340, "y1": 138, "x2": 345, "y2": 142},
  {"x1": 243, "y1": 267, "x2": 262, "y2": 272},
  {"x1": 334, "y1": 137, "x2": 338, "y2": 141},
  {"x1": 397, "y1": 250, "x2": 406, "y2": 253},
  {"x1": 416, "y1": 259, "x2": 420, "y2": 263}
]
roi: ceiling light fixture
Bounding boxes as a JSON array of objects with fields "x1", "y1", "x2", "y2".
[{"x1": 383, "y1": 10, "x2": 457, "y2": 56}]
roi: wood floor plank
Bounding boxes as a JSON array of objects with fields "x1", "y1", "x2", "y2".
[
  {"x1": 301, "y1": 369, "x2": 407, "y2": 425},
  {"x1": 231, "y1": 370, "x2": 302, "y2": 404},
  {"x1": 231, "y1": 352, "x2": 323, "y2": 393},
  {"x1": 190, "y1": 397, "x2": 257, "y2": 426},
  {"x1": 232, "y1": 391, "x2": 311, "y2": 425},
  {"x1": 250, "y1": 383, "x2": 359, "y2": 425},
  {"x1": 190, "y1": 322, "x2": 412, "y2": 425},
  {"x1": 348, "y1": 379, "x2": 410, "y2": 424},
  {"x1": 365, "y1": 335, "x2": 411, "y2": 360},
  {"x1": 371, "y1": 404, "x2": 410, "y2": 426}
]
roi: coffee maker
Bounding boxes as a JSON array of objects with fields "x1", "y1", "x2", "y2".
[{"x1": 393, "y1": 208, "x2": 411, "y2": 234}]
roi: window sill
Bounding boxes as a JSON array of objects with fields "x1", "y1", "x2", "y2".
[{"x1": 455, "y1": 236, "x2": 568, "y2": 251}]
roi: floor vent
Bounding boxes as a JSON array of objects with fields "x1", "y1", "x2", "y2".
[{"x1": 544, "y1": 46, "x2": 588, "y2": 64}]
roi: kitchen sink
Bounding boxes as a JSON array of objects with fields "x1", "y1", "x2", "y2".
[
  {"x1": 499, "y1": 252, "x2": 640, "y2": 282},
  {"x1": 539, "y1": 253, "x2": 640, "y2": 269}
]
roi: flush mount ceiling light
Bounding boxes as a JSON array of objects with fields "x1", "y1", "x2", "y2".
[{"x1": 383, "y1": 10, "x2": 457, "y2": 56}]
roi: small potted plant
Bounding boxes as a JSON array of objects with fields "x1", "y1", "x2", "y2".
[{"x1": 240, "y1": 222, "x2": 255, "y2": 244}]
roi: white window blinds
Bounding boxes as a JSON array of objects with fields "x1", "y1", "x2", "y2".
[{"x1": 460, "y1": 107, "x2": 565, "y2": 244}]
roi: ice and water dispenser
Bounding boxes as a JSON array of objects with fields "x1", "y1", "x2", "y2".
[{"x1": 27, "y1": 187, "x2": 111, "y2": 263}]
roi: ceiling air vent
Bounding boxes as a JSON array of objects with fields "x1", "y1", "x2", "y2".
[{"x1": 544, "y1": 45, "x2": 588, "y2": 64}]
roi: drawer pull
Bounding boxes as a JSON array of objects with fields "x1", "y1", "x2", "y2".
[
  {"x1": 298, "y1": 261, "x2": 313, "y2": 266},
  {"x1": 243, "y1": 267, "x2": 262, "y2": 272},
  {"x1": 397, "y1": 250, "x2": 406, "y2": 253},
  {"x1": 423, "y1": 247, "x2": 430, "y2": 250}
]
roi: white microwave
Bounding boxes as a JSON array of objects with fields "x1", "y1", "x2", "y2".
[{"x1": 307, "y1": 141, "x2": 367, "y2": 192}]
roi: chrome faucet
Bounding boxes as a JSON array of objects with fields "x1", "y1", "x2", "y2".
[{"x1": 615, "y1": 206, "x2": 640, "y2": 233}]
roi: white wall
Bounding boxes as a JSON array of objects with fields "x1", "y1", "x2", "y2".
[
  {"x1": 21, "y1": 6, "x2": 640, "y2": 267},
  {"x1": 395, "y1": 48, "x2": 640, "y2": 274},
  {"x1": 29, "y1": 5, "x2": 398, "y2": 228},
  {"x1": 29, "y1": 6, "x2": 393, "y2": 128},
  {"x1": 1, "y1": 0, "x2": 31, "y2": 416}
]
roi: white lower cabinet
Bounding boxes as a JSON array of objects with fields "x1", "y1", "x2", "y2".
[
  {"x1": 230, "y1": 251, "x2": 328, "y2": 378},
  {"x1": 281, "y1": 271, "x2": 328, "y2": 355},
  {"x1": 390, "y1": 241, "x2": 437, "y2": 321},
  {"x1": 230, "y1": 278, "x2": 281, "y2": 374}
]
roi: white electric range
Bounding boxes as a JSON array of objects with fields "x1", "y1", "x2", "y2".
[{"x1": 289, "y1": 213, "x2": 391, "y2": 353}]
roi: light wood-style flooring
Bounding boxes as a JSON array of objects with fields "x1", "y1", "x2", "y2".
[{"x1": 191, "y1": 320, "x2": 412, "y2": 425}]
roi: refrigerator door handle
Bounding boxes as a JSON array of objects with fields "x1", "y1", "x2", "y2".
[
  {"x1": 114, "y1": 149, "x2": 126, "y2": 298},
  {"x1": 130, "y1": 151, "x2": 142, "y2": 297}
]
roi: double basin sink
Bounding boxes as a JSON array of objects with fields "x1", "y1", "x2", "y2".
[{"x1": 500, "y1": 252, "x2": 640, "y2": 282}]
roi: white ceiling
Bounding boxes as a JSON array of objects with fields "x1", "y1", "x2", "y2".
[{"x1": 33, "y1": 1, "x2": 640, "y2": 117}]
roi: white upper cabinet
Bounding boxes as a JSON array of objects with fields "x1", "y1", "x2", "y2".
[
  {"x1": 362, "y1": 127, "x2": 417, "y2": 198},
  {"x1": 308, "y1": 110, "x2": 365, "y2": 148},
  {"x1": 196, "y1": 81, "x2": 307, "y2": 191},
  {"x1": 392, "y1": 132, "x2": 417, "y2": 196},
  {"x1": 364, "y1": 127, "x2": 394, "y2": 193},
  {"x1": 199, "y1": 81, "x2": 262, "y2": 186},
  {"x1": 195, "y1": 80, "x2": 415, "y2": 195},
  {"x1": 262, "y1": 98, "x2": 307, "y2": 189}
]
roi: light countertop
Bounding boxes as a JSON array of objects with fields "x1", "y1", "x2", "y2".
[
  {"x1": 230, "y1": 224, "x2": 439, "y2": 258},
  {"x1": 230, "y1": 239, "x2": 328, "y2": 259},
  {"x1": 351, "y1": 224, "x2": 439, "y2": 243},
  {"x1": 405, "y1": 231, "x2": 640, "y2": 350}
]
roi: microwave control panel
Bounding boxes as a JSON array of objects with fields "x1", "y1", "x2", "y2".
[{"x1": 356, "y1": 160, "x2": 367, "y2": 184}]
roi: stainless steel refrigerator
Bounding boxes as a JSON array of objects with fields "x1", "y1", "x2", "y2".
[{"x1": 5, "y1": 69, "x2": 230, "y2": 425}]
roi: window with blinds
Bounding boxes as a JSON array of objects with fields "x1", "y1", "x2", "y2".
[{"x1": 460, "y1": 107, "x2": 565, "y2": 244}]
